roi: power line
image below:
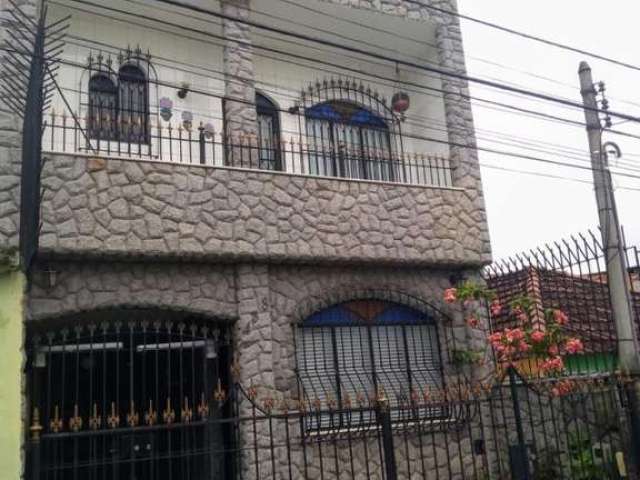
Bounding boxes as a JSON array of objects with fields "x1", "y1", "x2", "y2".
[
  {"x1": 24, "y1": 40, "x2": 630, "y2": 180},
  {"x1": 402, "y1": 0, "x2": 640, "y2": 74},
  {"x1": 7, "y1": 7, "x2": 640, "y2": 181},
  {"x1": 11, "y1": 19, "x2": 640, "y2": 178},
  {"x1": 11, "y1": 23, "x2": 640, "y2": 181},
  {"x1": 55, "y1": 35, "x2": 640, "y2": 175},
  {"x1": 61, "y1": 0, "x2": 640, "y2": 144},
  {"x1": 63, "y1": 0, "x2": 592, "y2": 124},
  {"x1": 149, "y1": 0, "x2": 640, "y2": 126},
  {"x1": 270, "y1": 0, "x2": 640, "y2": 112},
  {"x1": 53, "y1": 0, "x2": 600, "y2": 134},
  {"x1": 479, "y1": 162, "x2": 640, "y2": 193}
]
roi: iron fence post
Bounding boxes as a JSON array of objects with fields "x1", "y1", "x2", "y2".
[
  {"x1": 376, "y1": 395, "x2": 397, "y2": 480},
  {"x1": 625, "y1": 380, "x2": 640, "y2": 476},
  {"x1": 198, "y1": 123, "x2": 206, "y2": 165},
  {"x1": 508, "y1": 366, "x2": 530, "y2": 480}
]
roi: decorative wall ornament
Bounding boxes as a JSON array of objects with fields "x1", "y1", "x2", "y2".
[
  {"x1": 391, "y1": 91, "x2": 410, "y2": 117},
  {"x1": 159, "y1": 97, "x2": 173, "y2": 121},
  {"x1": 203, "y1": 122, "x2": 215, "y2": 139},
  {"x1": 181, "y1": 111, "x2": 193, "y2": 130},
  {"x1": 177, "y1": 82, "x2": 190, "y2": 99},
  {"x1": 391, "y1": 63, "x2": 410, "y2": 119}
]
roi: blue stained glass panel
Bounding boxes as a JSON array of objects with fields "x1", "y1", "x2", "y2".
[
  {"x1": 305, "y1": 101, "x2": 388, "y2": 129},
  {"x1": 304, "y1": 301, "x2": 433, "y2": 327}
]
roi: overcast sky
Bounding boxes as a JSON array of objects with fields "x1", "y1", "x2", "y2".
[{"x1": 457, "y1": 0, "x2": 640, "y2": 260}]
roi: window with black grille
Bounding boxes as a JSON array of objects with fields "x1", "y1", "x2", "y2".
[
  {"x1": 256, "y1": 92, "x2": 281, "y2": 170},
  {"x1": 87, "y1": 64, "x2": 149, "y2": 143},
  {"x1": 88, "y1": 74, "x2": 118, "y2": 141},
  {"x1": 119, "y1": 64, "x2": 149, "y2": 143},
  {"x1": 295, "y1": 300, "x2": 445, "y2": 429},
  {"x1": 305, "y1": 100, "x2": 396, "y2": 181}
]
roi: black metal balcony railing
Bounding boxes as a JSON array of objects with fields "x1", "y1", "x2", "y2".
[{"x1": 43, "y1": 110, "x2": 454, "y2": 188}]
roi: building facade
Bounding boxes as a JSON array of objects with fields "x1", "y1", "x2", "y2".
[{"x1": 0, "y1": 0, "x2": 492, "y2": 478}]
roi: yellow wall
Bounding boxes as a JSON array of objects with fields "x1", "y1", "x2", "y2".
[{"x1": 0, "y1": 269, "x2": 25, "y2": 480}]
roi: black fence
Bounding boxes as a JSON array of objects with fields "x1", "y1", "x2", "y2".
[
  {"x1": 26, "y1": 371, "x2": 636, "y2": 480},
  {"x1": 42, "y1": 110, "x2": 453, "y2": 188},
  {"x1": 24, "y1": 231, "x2": 640, "y2": 480}
]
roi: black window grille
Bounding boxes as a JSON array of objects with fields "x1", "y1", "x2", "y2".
[
  {"x1": 256, "y1": 92, "x2": 281, "y2": 171},
  {"x1": 305, "y1": 100, "x2": 396, "y2": 181},
  {"x1": 119, "y1": 64, "x2": 149, "y2": 143},
  {"x1": 88, "y1": 74, "x2": 118, "y2": 141},
  {"x1": 295, "y1": 300, "x2": 445, "y2": 429}
]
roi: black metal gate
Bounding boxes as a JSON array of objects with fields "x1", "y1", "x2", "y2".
[{"x1": 26, "y1": 310, "x2": 233, "y2": 480}]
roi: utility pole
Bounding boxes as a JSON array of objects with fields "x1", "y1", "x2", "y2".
[{"x1": 579, "y1": 61, "x2": 640, "y2": 472}]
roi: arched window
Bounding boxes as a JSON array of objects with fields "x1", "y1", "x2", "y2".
[
  {"x1": 256, "y1": 92, "x2": 281, "y2": 170},
  {"x1": 295, "y1": 299, "x2": 444, "y2": 428},
  {"x1": 118, "y1": 64, "x2": 149, "y2": 143},
  {"x1": 88, "y1": 74, "x2": 118, "y2": 140},
  {"x1": 305, "y1": 101, "x2": 394, "y2": 181}
]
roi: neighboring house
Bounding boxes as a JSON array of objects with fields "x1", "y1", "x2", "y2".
[
  {"x1": 0, "y1": 0, "x2": 491, "y2": 478},
  {"x1": 487, "y1": 266, "x2": 640, "y2": 374}
]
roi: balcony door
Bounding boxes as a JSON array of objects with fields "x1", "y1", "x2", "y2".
[{"x1": 305, "y1": 100, "x2": 394, "y2": 181}]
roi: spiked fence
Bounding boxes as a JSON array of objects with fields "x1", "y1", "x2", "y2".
[{"x1": 42, "y1": 109, "x2": 452, "y2": 188}]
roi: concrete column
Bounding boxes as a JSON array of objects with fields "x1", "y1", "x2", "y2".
[
  {"x1": 433, "y1": 4, "x2": 491, "y2": 261},
  {"x1": 234, "y1": 263, "x2": 273, "y2": 388},
  {"x1": 221, "y1": 0, "x2": 258, "y2": 166},
  {"x1": 233, "y1": 263, "x2": 277, "y2": 478}
]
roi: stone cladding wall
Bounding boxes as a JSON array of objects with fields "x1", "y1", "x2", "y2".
[
  {"x1": 26, "y1": 258, "x2": 485, "y2": 479},
  {"x1": 27, "y1": 260, "x2": 237, "y2": 321},
  {"x1": 222, "y1": 0, "x2": 258, "y2": 164},
  {"x1": 38, "y1": 154, "x2": 491, "y2": 267}
]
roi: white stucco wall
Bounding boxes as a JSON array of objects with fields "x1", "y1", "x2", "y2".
[
  {"x1": 46, "y1": 2, "x2": 225, "y2": 159},
  {"x1": 45, "y1": 0, "x2": 448, "y2": 168}
]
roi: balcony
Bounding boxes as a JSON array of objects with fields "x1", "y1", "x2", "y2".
[
  {"x1": 43, "y1": 109, "x2": 453, "y2": 189},
  {"x1": 35, "y1": 0, "x2": 490, "y2": 267}
]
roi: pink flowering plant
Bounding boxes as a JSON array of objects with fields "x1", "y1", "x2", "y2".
[{"x1": 445, "y1": 282, "x2": 585, "y2": 394}]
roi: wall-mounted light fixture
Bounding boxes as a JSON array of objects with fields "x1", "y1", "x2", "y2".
[
  {"x1": 43, "y1": 265, "x2": 58, "y2": 289},
  {"x1": 448, "y1": 271, "x2": 467, "y2": 286},
  {"x1": 177, "y1": 82, "x2": 190, "y2": 99}
]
